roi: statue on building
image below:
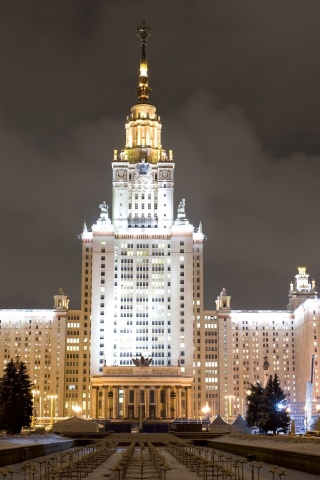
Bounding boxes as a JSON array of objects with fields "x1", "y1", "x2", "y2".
[
  {"x1": 177, "y1": 198, "x2": 185, "y2": 215},
  {"x1": 99, "y1": 201, "x2": 109, "y2": 214},
  {"x1": 136, "y1": 158, "x2": 150, "y2": 175},
  {"x1": 132, "y1": 355, "x2": 152, "y2": 366}
]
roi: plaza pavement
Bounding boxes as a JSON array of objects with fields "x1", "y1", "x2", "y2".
[
  {"x1": 82, "y1": 433, "x2": 320, "y2": 479},
  {"x1": 1, "y1": 432, "x2": 320, "y2": 479}
]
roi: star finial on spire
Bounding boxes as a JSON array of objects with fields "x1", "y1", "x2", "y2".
[{"x1": 136, "y1": 20, "x2": 152, "y2": 102}]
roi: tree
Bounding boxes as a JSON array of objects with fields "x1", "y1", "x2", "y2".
[
  {"x1": 245, "y1": 381, "x2": 264, "y2": 430},
  {"x1": 0, "y1": 358, "x2": 33, "y2": 434},
  {"x1": 245, "y1": 373, "x2": 291, "y2": 434}
]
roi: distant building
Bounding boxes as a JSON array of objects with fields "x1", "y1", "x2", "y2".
[{"x1": 0, "y1": 290, "x2": 89, "y2": 419}]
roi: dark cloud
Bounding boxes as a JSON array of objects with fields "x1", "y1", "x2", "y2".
[
  {"x1": 0, "y1": 1, "x2": 320, "y2": 309},
  {"x1": 165, "y1": 91, "x2": 320, "y2": 308}
]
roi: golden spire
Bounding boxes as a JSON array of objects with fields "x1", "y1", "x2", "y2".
[{"x1": 136, "y1": 20, "x2": 152, "y2": 102}]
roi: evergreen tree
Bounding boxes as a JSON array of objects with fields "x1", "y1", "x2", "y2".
[
  {"x1": 258, "y1": 374, "x2": 291, "y2": 434},
  {"x1": 245, "y1": 382, "x2": 264, "y2": 430},
  {"x1": 0, "y1": 358, "x2": 33, "y2": 434},
  {"x1": 245, "y1": 374, "x2": 291, "y2": 434}
]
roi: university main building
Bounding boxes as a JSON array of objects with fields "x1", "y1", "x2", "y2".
[{"x1": 0, "y1": 23, "x2": 319, "y2": 427}]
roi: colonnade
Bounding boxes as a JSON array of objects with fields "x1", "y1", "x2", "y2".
[{"x1": 91, "y1": 384, "x2": 193, "y2": 420}]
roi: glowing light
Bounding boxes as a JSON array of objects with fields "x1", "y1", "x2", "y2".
[
  {"x1": 140, "y1": 63, "x2": 148, "y2": 76},
  {"x1": 72, "y1": 405, "x2": 82, "y2": 416},
  {"x1": 202, "y1": 404, "x2": 210, "y2": 415}
]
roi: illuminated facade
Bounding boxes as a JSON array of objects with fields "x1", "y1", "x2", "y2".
[
  {"x1": 79, "y1": 21, "x2": 205, "y2": 418},
  {"x1": 197, "y1": 267, "x2": 320, "y2": 422},
  {"x1": 80, "y1": 22, "x2": 204, "y2": 387},
  {"x1": 0, "y1": 23, "x2": 320, "y2": 423},
  {"x1": 0, "y1": 291, "x2": 90, "y2": 419}
]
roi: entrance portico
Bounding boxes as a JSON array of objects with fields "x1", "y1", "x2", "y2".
[{"x1": 91, "y1": 365, "x2": 193, "y2": 420}]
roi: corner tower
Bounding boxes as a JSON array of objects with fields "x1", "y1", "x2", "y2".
[
  {"x1": 287, "y1": 266, "x2": 317, "y2": 310},
  {"x1": 81, "y1": 23, "x2": 205, "y2": 393}
]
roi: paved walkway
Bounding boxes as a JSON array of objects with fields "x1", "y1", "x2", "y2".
[
  {"x1": 64, "y1": 433, "x2": 320, "y2": 480},
  {"x1": 1, "y1": 433, "x2": 320, "y2": 479},
  {"x1": 73, "y1": 443, "x2": 320, "y2": 480},
  {"x1": 84, "y1": 446, "x2": 210, "y2": 480},
  {"x1": 209, "y1": 434, "x2": 320, "y2": 479}
]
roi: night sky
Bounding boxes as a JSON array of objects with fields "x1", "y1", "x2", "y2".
[{"x1": 1, "y1": 1, "x2": 320, "y2": 311}]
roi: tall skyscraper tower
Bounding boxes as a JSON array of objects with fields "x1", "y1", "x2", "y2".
[{"x1": 81, "y1": 22, "x2": 205, "y2": 386}]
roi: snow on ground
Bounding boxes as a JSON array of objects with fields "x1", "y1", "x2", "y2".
[{"x1": 0, "y1": 433, "x2": 67, "y2": 449}]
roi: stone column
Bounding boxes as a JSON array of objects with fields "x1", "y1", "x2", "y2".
[
  {"x1": 165, "y1": 386, "x2": 171, "y2": 419},
  {"x1": 176, "y1": 386, "x2": 182, "y2": 418},
  {"x1": 123, "y1": 386, "x2": 129, "y2": 418},
  {"x1": 134, "y1": 386, "x2": 139, "y2": 418},
  {"x1": 117, "y1": 386, "x2": 122, "y2": 418},
  {"x1": 145, "y1": 386, "x2": 150, "y2": 419},
  {"x1": 170, "y1": 387, "x2": 177, "y2": 419},
  {"x1": 113, "y1": 387, "x2": 119, "y2": 419},
  {"x1": 155, "y1": 386, "x2": 161, "y2": 419},
  {"x1": 102, "y1": 386, "x2": 107, "y2": 418},
  {"x1": 140, "y1": 386, "x2": 145, "y2": 421},
  {"x1": 91, "y1": 386, "x2": 99, "y2": 419},
  {"x1": 186, "y1": 387, "x2": 192, "y2": 419}
]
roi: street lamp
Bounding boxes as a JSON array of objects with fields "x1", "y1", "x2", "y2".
[
  {"x1": 31, "y1": 390, "x2": 43, "y2": 427},
  {"x1": 202, "y1": 403, "x2": 210, "y2": 419},
  {"x1": 31, "y1": 390, "x2": 37, "y2": 428},
  {"x1": 202, "y1": 404, "x2": 210, "y2": 430},
  {"x1": 286, "y1": 406, "x2": 291, "y2": 434},
  {"x1": 316, "y1": 404, "x2": 320, "y2": 435},
  {"x1": 72, "y1": 405, "x2": 82, "y2": 417},
  {"x1": 48, "y1": 394, "x2": 58, "y2": 426},
  {"x1": 68, "y1": 385, "x2": 76, "y2": 416},
  {"x1": 225, "y1": 395, "x2": 235, "y2": 423},
  {"x1": 304, "y1": 406, "x2": 308, "y2": 432}
]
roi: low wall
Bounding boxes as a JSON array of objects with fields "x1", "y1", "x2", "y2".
[
  {"x1": 175, "y1": 424, "x2": 202, "y2": 433},
  {"x1": 0, "y1": 439, "x2": 76, "y2": 467}
]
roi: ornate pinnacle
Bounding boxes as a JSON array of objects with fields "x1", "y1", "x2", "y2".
[
  {"x1": 137, "y1": 20, "x2": 152, "y2": 41},
  {"x1": 136, "y1": 21, "x2": 152, "y2": 102}
]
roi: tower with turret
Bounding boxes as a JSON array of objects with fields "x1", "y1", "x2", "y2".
[
  {"x1": 288, "y1": 266, "x2": 317, "y2": 310},
  {"x1": 80, "y1": 22, "x2": 205, "y2": 388}
]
